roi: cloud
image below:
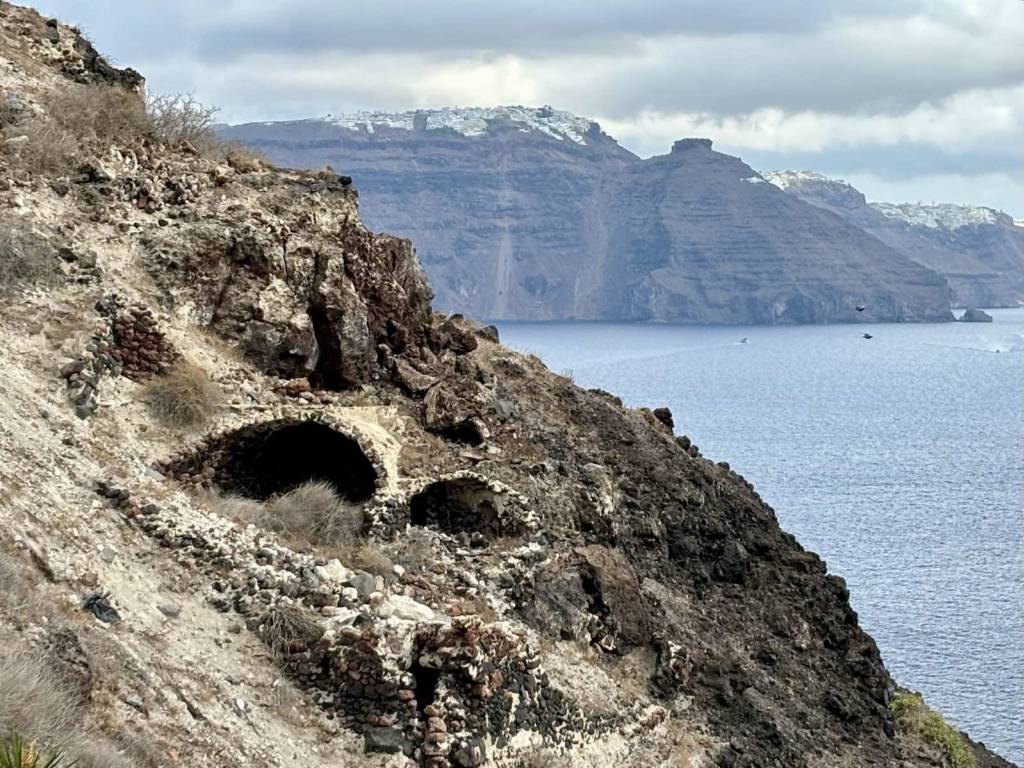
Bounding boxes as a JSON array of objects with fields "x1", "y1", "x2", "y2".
[
  {"x1": 598, "y1": 84, "x2": 1024, "y2": 156},
  {"x1": 25, "y1": 0, "x2": 1024, "y2": 213}
]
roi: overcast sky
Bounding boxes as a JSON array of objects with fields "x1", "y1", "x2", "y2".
[{"x1": 29, "y1": 0, "x2": 1024, "y2": 214}]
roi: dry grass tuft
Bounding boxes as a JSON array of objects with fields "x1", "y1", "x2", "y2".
[
  {"x1": 212, "y1": 494, "x2": 266, "y2": 526},
  {"x1": 260, "y1": 603, "x2": 324, "y2": 662},
  {"x1": 266, "y1": 481, "x2": 351, "y2": 542},
  {"x1": 3, "y1": 83, "x2": 149, "y2": 174},
  {"x1": 212, "y1": 484, "x2": 394, "y2": 578},
  {"x1": 0, "y1": 651, "x2": 79, "y2": 751},
  {"x1": 214, "y1": 481, "x2": 365, "y2": 544},
  {"x1": 141, "y1": 361, "x2": 223, "y2": 429},
  {"x1": 0, "y1": 217, "x2": 61, "y2": 297}
]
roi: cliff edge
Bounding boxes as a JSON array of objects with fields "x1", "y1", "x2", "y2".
[{"x1": 0, "y1": 4, "x2": 1013, "y2": 768}]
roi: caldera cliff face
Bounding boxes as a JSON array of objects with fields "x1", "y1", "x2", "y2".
[{"x1": 221, "y1": 117, "x2": 954, "y2": 325}]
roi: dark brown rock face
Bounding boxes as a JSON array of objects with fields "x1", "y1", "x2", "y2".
[
  {"x1": 220, "y1": 116, "x2": 953, "y2": 324},
  {"x1": 141, "y1": 175, "x2": 434, "y2": 389}
]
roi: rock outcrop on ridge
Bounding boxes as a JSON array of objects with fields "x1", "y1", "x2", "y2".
[
  {"x1": 765, "y1": 171, "x2": 1024, "y2": 309},
  {"x1": 0, "y1": 4, "x2": 1014, "y2": 768},
  {"x1": 220, "y1": 115, "x2": 954, "y2": 325}
]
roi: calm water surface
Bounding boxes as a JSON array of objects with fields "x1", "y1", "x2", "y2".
[{"x1": 498, "y1": 309, "x2": 1024, "y2": 763}]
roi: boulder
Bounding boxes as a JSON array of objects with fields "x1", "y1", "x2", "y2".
[
  {"x1": 377, "y1": 594, "x2": 435, "y2": 623},
  {"x1": 393, "y1": 357, "x2": 439, "y2": 395}
]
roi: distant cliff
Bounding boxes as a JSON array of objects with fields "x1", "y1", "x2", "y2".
[
  {"x1": 221, "y1": 109, "x2": 953, "y2": 324},
  {"x1": 765, "y1": 171, "x2": 1024, "y2": 308}
]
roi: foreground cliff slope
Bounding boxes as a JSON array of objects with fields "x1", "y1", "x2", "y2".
[
  {"x1": 221, "y1": 116, "x2": 953, "y2": 324},
  {"x1": 765, "y1": 171, "x2": 1024, "y2": 309},
  {"x1": 0, "y1": 4, "x2": 1013, "y2": 768}
]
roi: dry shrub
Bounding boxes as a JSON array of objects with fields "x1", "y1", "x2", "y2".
[
  {"x1": 2, "y1": 83, "x2": 265, "y2": 175},
  {"x1": 221, "y1": 139, "x2": 266, "y2": 171},
  {"x1": 141, "y1": 361, "x2": 223, "y2": 429},
  {"x1": 147, "y1": 93, "x2": 266, "y2": 167},
  {"x1": 260, "y1": 604, "x2": 324, "y2": 662},
  {"x1": 145, "y1": 93, "x2": 217, "y2": 150},
  {"x1": 4, "y1": 83, "x2": 149, "y2": 174},
  {"x1": 0, "y1": 216, "x2": 61, "y2": 297}
]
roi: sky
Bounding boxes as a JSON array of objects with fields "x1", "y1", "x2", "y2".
[{"x1": 28, "y1": 0, "x2": 1024, "y2": 215}]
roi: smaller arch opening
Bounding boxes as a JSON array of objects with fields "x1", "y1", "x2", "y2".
[
  {"x1": 214, "y1": 419, "x2": 377, "y2": 502},
  {"x1": 409, "y1": 660, "x2": 440, "y2": 715},
  {"x1": 409, "y1": 477, "x2": 504, "y2": 538}
]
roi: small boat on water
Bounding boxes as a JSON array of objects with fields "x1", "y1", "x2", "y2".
[{"x1": 739, "y1": 337, "x2": 749, "y2": 344}]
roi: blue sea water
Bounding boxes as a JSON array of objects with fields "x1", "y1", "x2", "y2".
[{"x1": 497, "y1": 309, "x2": 1024, "y2": 763}]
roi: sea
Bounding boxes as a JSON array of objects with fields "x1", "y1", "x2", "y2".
[{"x1": 497, "y1": 308, "x2": 1024, "y2": 763}]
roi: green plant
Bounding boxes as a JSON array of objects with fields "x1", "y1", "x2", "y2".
[
  {"x1": 0, "y1": 734, "x2": 75, "y2": 768},
  {"x1": 891, "y1": 691, "x2": 976, "y2": 768},
  {"x1": 141, "y1": 361, "x2": 223, "y2": 429}
]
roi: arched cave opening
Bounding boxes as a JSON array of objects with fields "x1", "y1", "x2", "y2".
[
  {"x1": 409, "y1": 477, "x2": 503, "y2": 538},
  {"x1": 212, "y1": 420, "x2": 378, "y2": 502}
]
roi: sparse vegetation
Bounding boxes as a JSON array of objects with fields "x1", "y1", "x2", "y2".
[
  {"x1": 259, "y1": 604, "x2": 324, "y2": 662},
  {"x1": 3, "y1": 83, "x2": 149, "y2": 174},
  {"x1": 213, "y1": 483, "x2": 398, "y2": 577},
  {"x1": 220, "y1": 481, "x2": 365, "y2": 546},
  {"x1": 515, "y1": 745, "x2": 570, "y2": 768},
  {"x1": 891, "y1": 691, "x2": 976, "y2": 768},
  {"x1": 145, "y1": 93, "x2": 218, "y2": 150},
  {"x1": 2, "y1": 83, "x2": 264, "y2": 175},
  {"x1": 0, "y1": 216, "x2": 61, "y2": 297},
  {"x1": 141, "y1": 361, "x2": 223, "y2": 429},
  {"x1": 0, "y1": 652, "x2": 78, "y2": 755}
]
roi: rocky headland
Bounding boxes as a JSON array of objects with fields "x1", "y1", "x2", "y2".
[
  {"x1": 0, "y1": 4, "x2": 1015, "y2": 768},
  {"x1": 764, "y1": 171, "x2": 1024, "y2": 310}
]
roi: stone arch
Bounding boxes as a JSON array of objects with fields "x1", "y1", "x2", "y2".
[
  {"x1": 169, "y1": 416, "x2": 379, "y2": 502},
  {"x1": 408, "y1": 473, "x2": 533, "y2": 539}
]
